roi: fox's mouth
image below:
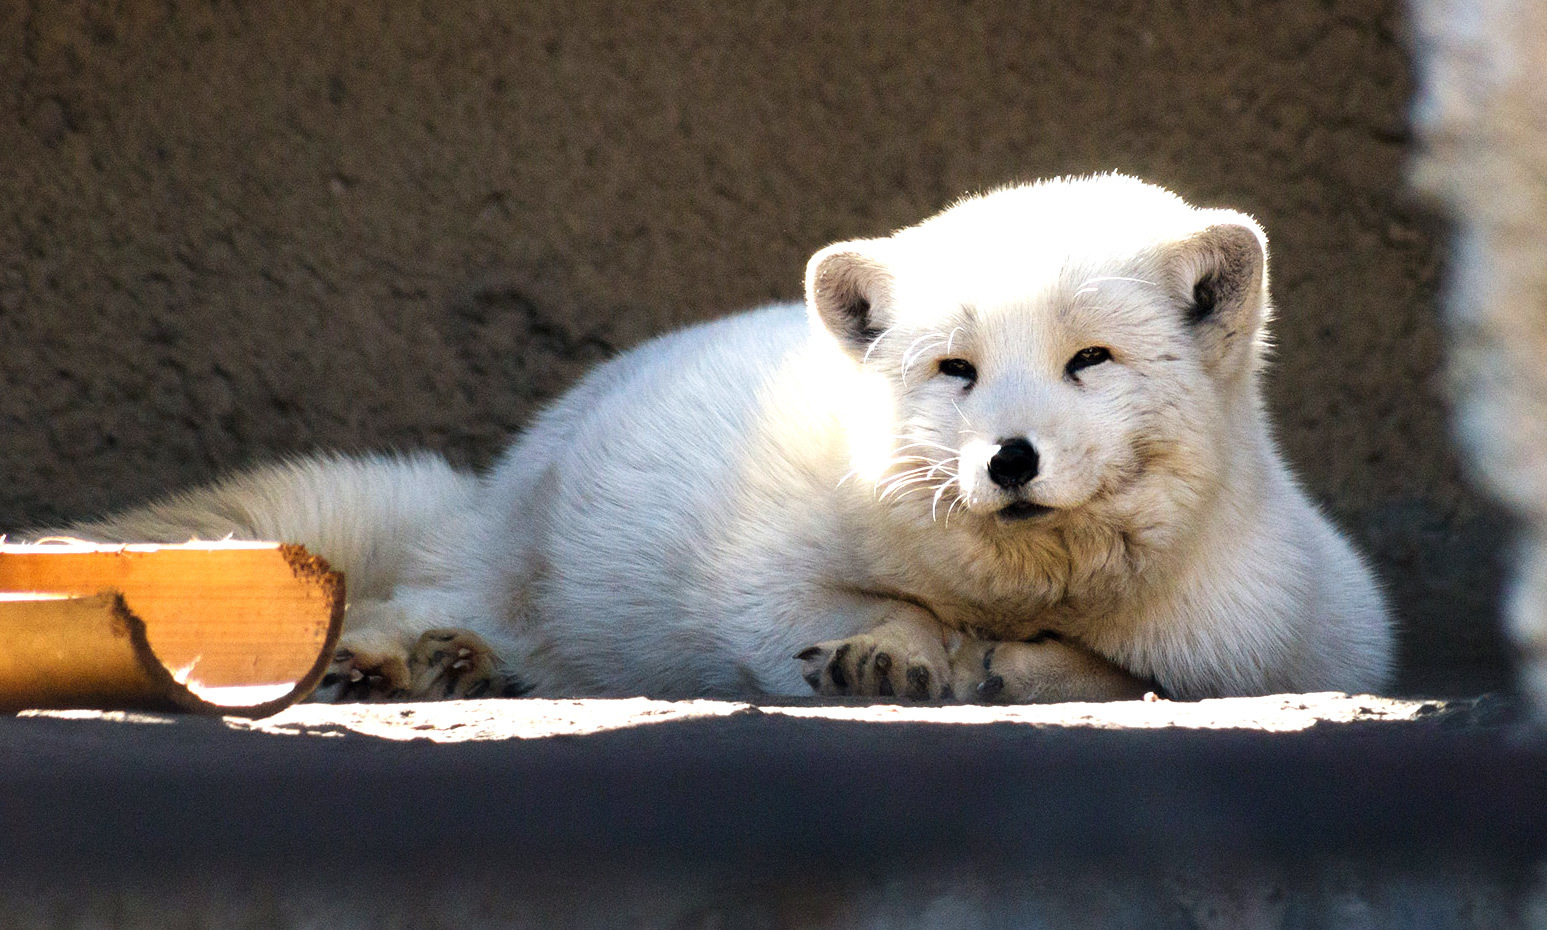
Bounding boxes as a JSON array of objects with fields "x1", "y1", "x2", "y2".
[{"x1": 996, "y1": 501, "x2": 1054, "y2": 522}]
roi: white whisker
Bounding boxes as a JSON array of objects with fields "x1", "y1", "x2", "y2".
[
  {"x1": 878, "y1": 468, "x2": 940, "y2": 488},
  {"x1": 890, "y1": 437, "x2": 960, "y2": 455},
  {"x1": 876, "y1": 459, "x2": 945, "y2": 480},
  {"x1": 920, "y1": 457, "x2": 957, "y2": 479},
  {"x1": 861, "y1": 326, "x2": 899, "y2": 365},
  {"x1": 932, "y1": 479, "x2": 962, "y2": 522},
  {"x1": 879, "y1": 478, "x2": 944, "y2": 502},
  {"x1": 1079, "y1": 275, "x2": 1159, "y2": 289},
  {"x1": 945, "y1": 326, "x2": 963, "y2": 355},
  {"x1": 879, "y1": 466, "x2": 948, "y2": 489},
  {"x1": 882, "y1": 485, "x2": 940, "y2": 504},
  {"x1": 901, "y1": 333, "x2": 947, "y2": 376},
  {"x1": 944, "y1": 490, "x2": 968, "y2": 525}
]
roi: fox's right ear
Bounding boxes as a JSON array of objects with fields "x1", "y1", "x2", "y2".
[{"x1": 805, "y1": 239, "x2": 896, "y2": 357}]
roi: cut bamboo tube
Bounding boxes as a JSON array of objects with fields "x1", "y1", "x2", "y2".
[{"x1": 0, "y1": 541, "x2": 343, "y2": 716}]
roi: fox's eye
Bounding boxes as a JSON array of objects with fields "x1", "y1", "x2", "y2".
[
  {"x1": 1065, "y1": 346, "x2": 1111, "y2": 377},
  {"x1": 937, "y1": 358, "x2": 978, "y2": 384}
]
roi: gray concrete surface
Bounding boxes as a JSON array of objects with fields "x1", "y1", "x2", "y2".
[
  {"x1": 0, "y1": 1, "x2": 1508, "y2": 695},
  {"x1": 0, "y1": 694, "x2": 1537, "y2": 929}
]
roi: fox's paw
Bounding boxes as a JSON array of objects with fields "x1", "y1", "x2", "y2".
[
  {"x1": 309, "y1": 627, "x2": 516, "y2": 702},
  {"x1": 310, "y1": 630, "x2": 413, "y2": 702},
  {"x1": 956, "y1": 636, "x2": 1151, "y2": 704},
  {"x1": 797, "y1": 625, "x2": 952, "y2": 700},
  {"x1": 406, "y1": 628, "x2": 507, "y2": 699}
]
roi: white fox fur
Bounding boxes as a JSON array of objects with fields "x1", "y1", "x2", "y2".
[{"x1": 56, "y1": 175, "x2": 1394, "y2": 700}]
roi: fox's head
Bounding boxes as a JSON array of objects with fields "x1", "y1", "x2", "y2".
[{"x1": 807, "y1": 175, "x2": 1272, "y2": 550}]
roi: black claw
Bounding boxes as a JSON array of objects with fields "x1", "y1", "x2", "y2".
[
  {"x1": 829, "y1": 644, "x2": 851, "y2": 690},
  {"x1": 853, "y1": 646, "x2": 876, "y2": 683},
  {"x1": 982, "y1": 644, "x2": 998, "y2": 671},
  {"x1": 795, "y1": 646, "x2": 823, "y2": 661},
  {"x1": 979, "y1": 674, "x2": 1005, "y2": 699},
  {"x1": 877, "y1": 675, "x2": 894, "y2": 697},
  {"x1": 905, "y1": 665, "x2": 931, "y2": 700},
  {"x1": 874, "y1": 652, "x2": 892, "y2": 675}
]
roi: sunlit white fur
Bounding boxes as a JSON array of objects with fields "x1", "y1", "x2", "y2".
[{"x1": 57, "y1": 175, "x2": 1394, "y2": 699}]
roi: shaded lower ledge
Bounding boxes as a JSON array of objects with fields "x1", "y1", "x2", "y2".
[{"x1": 0, "y1": 693, "x2": 1538, "y2": 929}]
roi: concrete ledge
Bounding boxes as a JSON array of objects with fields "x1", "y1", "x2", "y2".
[
  {"x1": 1, "y1": 693, "x2": 1536, "y2": 928},
  {"x1": 1, "y1": 693, "x2": 1527, "y2": 871}
]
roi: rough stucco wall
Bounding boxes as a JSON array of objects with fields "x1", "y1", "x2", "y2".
[{"x1": 0, "y1": 0, "x2": 1507, "y2": 694}]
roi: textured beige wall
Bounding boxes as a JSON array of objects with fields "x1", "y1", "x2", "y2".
[{"x1": 0, "y1": 0, "x2": 1506, "y2": 693}]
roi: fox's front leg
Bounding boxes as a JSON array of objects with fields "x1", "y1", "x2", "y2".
[
  {"x1": 949, "y1": 635, "x2": 1152, "y2": 703},
  {"x1": 797, "y1": 605, "x2": 956, "y2": 700}
]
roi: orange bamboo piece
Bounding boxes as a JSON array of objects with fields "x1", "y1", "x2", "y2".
[{"x1": 0, "y1": 541, "x2": 343, "y2": 716}]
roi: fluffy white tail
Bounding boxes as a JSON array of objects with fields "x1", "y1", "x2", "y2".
[{"x1": 46, "y1": 453, "x2": 479, "y2": 602}]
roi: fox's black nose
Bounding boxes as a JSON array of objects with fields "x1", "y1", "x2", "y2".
[{"x1": 987, "y1": 438, "x2": 1039, "y2": 489}]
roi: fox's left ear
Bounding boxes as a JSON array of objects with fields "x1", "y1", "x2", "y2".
[{"x1": 1169, "y1": 213, "x2": 1269, "y2": 377}]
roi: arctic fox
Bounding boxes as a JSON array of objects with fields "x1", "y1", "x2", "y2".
[{"x1": 56, "y1": 175, "x2": 1394, "y2": 702}]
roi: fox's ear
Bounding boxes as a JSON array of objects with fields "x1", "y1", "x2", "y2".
[
  {"x1": 1170, "y1": 214, "x2": 1269, "y2": 377},
  {"x1": 805, "y1": 239, "x2": 895, "y2": 357}
]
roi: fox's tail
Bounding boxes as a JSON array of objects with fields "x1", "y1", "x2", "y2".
[{"x1": 39, "y1": 453, "x2": 479, "y2": 602}]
